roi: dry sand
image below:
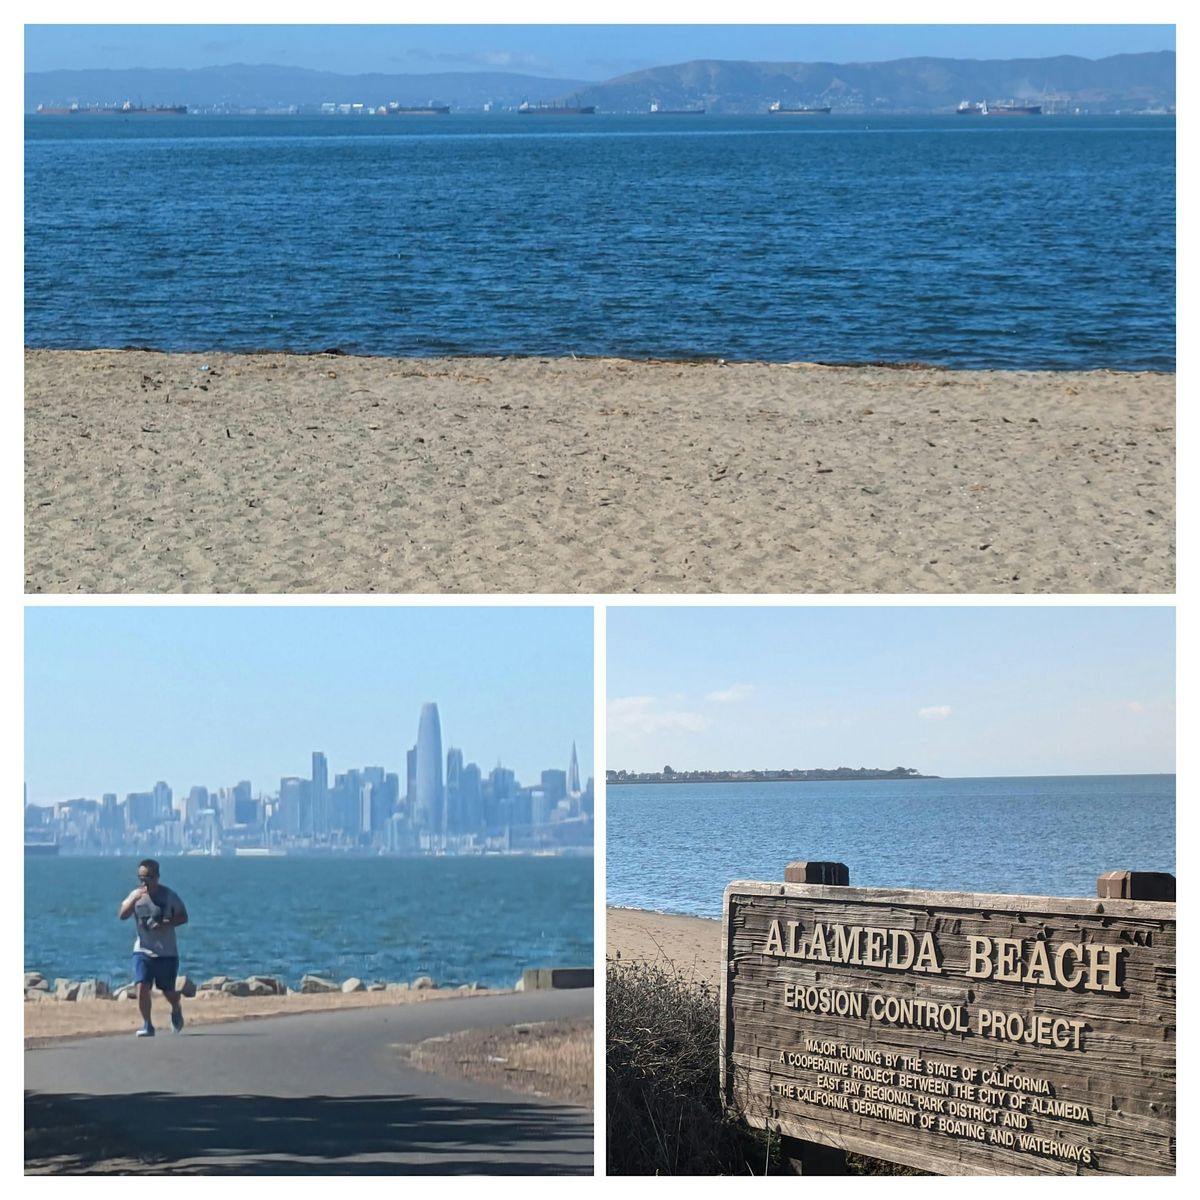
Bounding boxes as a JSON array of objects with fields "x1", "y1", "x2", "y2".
[
  {"x1": 606, "y1": 907, "x2": 723, "y2": 988},
  {"x1": 23, "y1": 984, "x2": 489, "y2": 1046},
  {"x1": 25, "y1": 349, "x2": 1173, "y2": 594}
]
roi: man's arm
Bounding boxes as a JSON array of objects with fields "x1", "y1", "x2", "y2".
[
  {"x1": 118, "y1": 888, "x2": 143, "y2": 920},
  {"x1": 166, "y1": 900, "x2": 189, "y2": 929}
]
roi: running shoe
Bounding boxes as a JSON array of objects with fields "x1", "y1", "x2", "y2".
[
  {"x1": 135, "y1": 1023, "x2": 155, "y2": 1037},
  {"x1": 170, "y1": 1007, "x2": 184, "y2": 1033}
]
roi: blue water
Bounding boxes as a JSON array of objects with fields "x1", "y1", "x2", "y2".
[
  {"x1": 25, "y1": 114, "x2": 1174, "y2": 370},
  {"x1": 24, "y1": 854, "x2": 593, "y2": 989},
  {"x1": 607, "y1": 775, "x2": 1175, "y2": 917}
]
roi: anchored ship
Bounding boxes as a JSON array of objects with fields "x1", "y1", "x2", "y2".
[
  {"x1": 769, "y1": 101, "x2": 831, "y2": 114},
  {"x1": 957, "y1": 100, "x2": 1042, "y2": 116},
  {"x1": 36, "y1": 101, "x2": 187, "y2": 115},
  {"x1": 518, "y1": 100, "x2": 596, "y2": 115},
  {"x1": 385, "y1": 103, "x2": 450, "y2": 115},
  {"x1": 649, "y1": 101, "x2": 706, "y2": 115}
]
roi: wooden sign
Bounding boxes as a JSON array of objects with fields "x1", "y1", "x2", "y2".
[{"x1": 720, "y1": 874, "x2": 1175, "y2": 1175}]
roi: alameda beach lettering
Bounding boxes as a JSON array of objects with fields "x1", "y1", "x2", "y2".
[{"x1": 762, "y1": 919, "x2": 1124, "y2": 992}]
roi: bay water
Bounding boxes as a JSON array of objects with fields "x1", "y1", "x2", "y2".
[
  {"x1": 25, "y1": 114, "x2": 1174, "y2": 370},
  {"x1": 25, "y1": 853, "x2": 593, "y2": 990},
  {"x1": 606, "y1": 775, "x2": 1175, "y2": 917}
]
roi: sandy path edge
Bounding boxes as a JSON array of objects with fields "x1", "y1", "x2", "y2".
[{"x1": 24, "y1": 985, "x2": 506, "y2": 1046}]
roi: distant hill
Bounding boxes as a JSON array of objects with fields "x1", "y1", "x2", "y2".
[
  {"x1": 579, "y1": 52, "x2": 1175, "y2": 114},
  {"x1": 25, "y1": 52, "x2": 1174, "y2": 115},
  {"x1": 23, "y1": 63, "x2": 591, "y2": 112}
]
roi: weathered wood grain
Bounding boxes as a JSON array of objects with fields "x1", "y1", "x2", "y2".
[{"x1": 720, "y1": 881, "x2": 1175, "y2": 1176}]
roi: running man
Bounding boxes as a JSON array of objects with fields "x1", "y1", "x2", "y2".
[{"x1": 118, "y1": 859, "x2": 189, "y2": 1037}]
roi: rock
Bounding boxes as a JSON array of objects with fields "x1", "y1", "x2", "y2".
[
  {"x1": 385, "y1": 982, "x2": 410, "y2": 992},
  {"x1": 412, "y1": 976, "x2": 435, "y2": 990},
  {"x1": 220, "y1": 980, "x2": 252, "y2": 997},
  {"x1": 299, "y1": 974, "x2": 339, "y2": 994},
  {"x1": 75, "y1": 978, "x2": 110, "y2": 1001},
  {"x1": 24, "y1": 972, "x2": 47, "y2": 989},
  {"x1": 366, "y1": 982, "x2": 387, "y2": 992},
  {"x1": 176, "y1": 975, "x2": 197, "y2": 998},
  {"x1": 341, "y1": 977, "x2": 365, "y2": 993},
  {"x1": 54, "y1": 979, "x2": 81, "y2": 1002},
  {"x1": 113, "y1": 984, "x2": 140, "y2": 1001},
  {"x1": 457, "y1": 983, "x2": 480, "y2": 993},
  {"x1": 198, "y1": 976, "x2": 229, "y2": 991},
  {"x1": 245, "y1": 975, "x2": 285, "y2": 995},
  {"x1": 25, "y1": 988, "x2": 53, "y2": 1001}
]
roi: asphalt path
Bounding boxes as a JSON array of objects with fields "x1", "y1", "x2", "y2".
[{"x1": 26, "y1": 988, "x2": 593, "y2": 1174}]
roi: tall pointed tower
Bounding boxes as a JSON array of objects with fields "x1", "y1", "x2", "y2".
[
  {"x1": 567, "y1": 740, "x2": 582, "y2": 797},
  {"x1": 415, "y1": 703, "x2": 444, "y2": 838}
]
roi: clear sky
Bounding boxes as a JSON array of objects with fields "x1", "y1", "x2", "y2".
[
  {"x1": 607, "y1": 606, "x2": 1175, "y2": 777},
  {"x1": 25, "y1": 605, "x2": 593, "y2": 805},
  {"x1": 24, "y1": 21, "x2": 1176, "y2": 82}
]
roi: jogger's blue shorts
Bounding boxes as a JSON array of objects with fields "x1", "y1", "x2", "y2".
[{"x1": 132, "y1": 953, "x2": 179, "y2": 992}]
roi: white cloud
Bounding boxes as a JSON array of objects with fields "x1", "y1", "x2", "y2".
[
  {"x1": 918, "y1": 705, "x2": 953, "y2": 721},
  {"x1": 607, "y1": 696, "x2": 711, "y2": 738},
  {"x1": 1127, "y1": 701, "x2": 1145, "y2": 713},
  {"x1": 705, "y1": 683, "x2": 754, "y2": 703}
]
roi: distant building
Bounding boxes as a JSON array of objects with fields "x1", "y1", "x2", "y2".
[
  {"x1": 312, "y1": 751, "x2": 329, "y2": 836},
  {"x1": 415, "y1": 703, "x2": 444, "y2": 839}
]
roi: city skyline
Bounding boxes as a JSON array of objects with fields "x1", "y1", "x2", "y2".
[
  {"x1": 24, "y1": 606, "x2": 593, "y2": 805},
  {"x1": 608, "y1": 606, "x2": 1175, "y2": 778},
  {"x1": 24, "y1": 19, "x2": 1176, "y2": 80},
  {"x1": 26, "y1": 697, "x2": 594, "y2": 857}
]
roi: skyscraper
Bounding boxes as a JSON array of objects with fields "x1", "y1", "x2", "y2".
[
  {"x1": 414, "y1": 702, "x2": 444, "y2": 839},
  {"x1": 311, "y1": 751, "x2": 329, "y2": 837},
  {"x1": 568, "y1": 741, "x2": 581, "y2": 796},
  {"x1": 445, "y1": 747, "x2": 464, "y2": 836}
]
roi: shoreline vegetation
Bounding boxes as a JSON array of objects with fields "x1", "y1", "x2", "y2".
[
  {"x1": 606, "y1": 907, "x2": 920, "y2": 1175},
  {"x1": 25, "y1": 348, "x2": 1174, "y2": 595},
  {"x1": 609, "y1": 766, "x2": 934, "y2": 784}
]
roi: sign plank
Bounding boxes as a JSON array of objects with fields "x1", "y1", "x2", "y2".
[{"x1": 720, "y1": 881, "x2": 1175, "y2": 1176}]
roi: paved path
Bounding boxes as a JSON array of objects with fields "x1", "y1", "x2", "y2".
[{"x1": 26, "y1": 989, "x2": 593, "y2": 1174}]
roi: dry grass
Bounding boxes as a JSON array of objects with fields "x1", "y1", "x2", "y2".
[{"x1": 396, "y1": 1017, "x2": 593, "y2": 1108}]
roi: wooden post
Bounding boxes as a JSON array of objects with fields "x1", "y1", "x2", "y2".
[
  {"x1": 780, "y1": 860, "x2": 850, "y2": 1175},
  {"x1": 1097, "y1": 870, "x2": 1175, "y2": 901}
]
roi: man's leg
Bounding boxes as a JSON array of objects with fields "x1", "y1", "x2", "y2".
[
  {"x1": 137, "y1": 982, "x2": 154, "y2": 1028},
  {"x1": 159, "y1": 959, "x2": 184, "y2": 1031}
]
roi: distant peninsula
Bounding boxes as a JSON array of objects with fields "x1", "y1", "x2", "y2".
[{"x1": 607, "y1": 766, "x2": 936, "y2": 785}]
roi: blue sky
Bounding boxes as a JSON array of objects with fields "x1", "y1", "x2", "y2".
[
  {"x1": 607, "y1": 606, "x2": 1175, "y2": 777},
  {"x1": 24, "y1": 23, "x2": 1176, "y2": 81},
  {"x1": 25, "y1": 605, "x2": 594, "y2": 804}
]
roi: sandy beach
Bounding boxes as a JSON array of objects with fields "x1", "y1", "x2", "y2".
[
  {"x1": 606, "y1": 907, "x2": 723, "y2": 988},
  {"x1": 25, "y1": 349, "x2": 1173, "y2": 594}
]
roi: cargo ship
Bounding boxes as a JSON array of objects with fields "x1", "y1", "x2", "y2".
[
  {"x1": 518, "y1": 101, "x2": 596, "y2": 115},
  {"x1": 649, "y1": 101, "x2": 706, "y2": 114},
  {"x1": 769, "y1": 101, "x2": 831, "y2": 114},
  {"x1": 385, "y1": 103, "x2": 450, "y2": 115},
  {"x1": 957, "y1": 100, "x2": 1042, "y2": 116},
  {"x1": 24, "y1": 841, "x2": 59, "y2": 856},
  {"x1": 35, "y1": 102, "x2": 187, "y2": 115}
]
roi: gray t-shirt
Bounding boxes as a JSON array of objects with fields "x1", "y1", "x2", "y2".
[{"x1": 128, "y1": 885, "x2": 184, "y2": 958}]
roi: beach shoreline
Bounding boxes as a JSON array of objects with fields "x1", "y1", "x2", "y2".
[
  {"x1": 606, "y1": 906, "x2": 723, "y2": 988},
  {"x1": 26, "y1": 348, "x2": 1174, "y2": 594}
]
